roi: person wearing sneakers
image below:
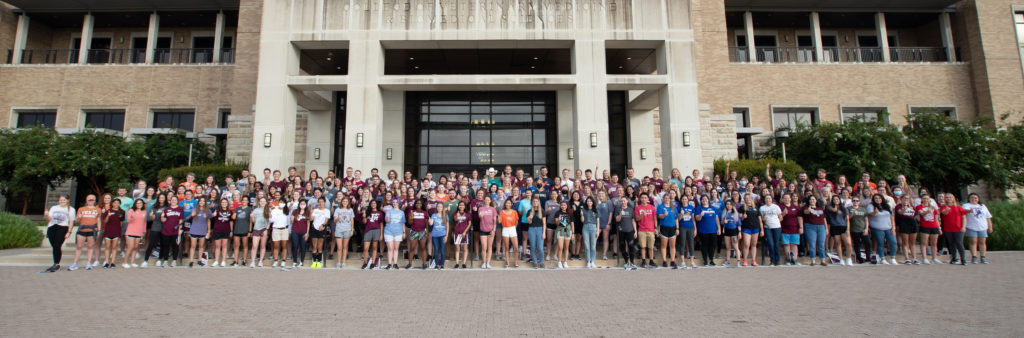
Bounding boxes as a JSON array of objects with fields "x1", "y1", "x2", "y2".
[
  {"x1": 210, "y1": 199, "x2": 234, "y2": 267},
  {"x1": 962, "y1": 193, "x2": 993, "y2": 264},
  {"x1": 289, "y1": 199, "x2": 311, "y2": 268},
  {"x1": 332, "y1": 197, "x2": 355, "y2": 269},
  {"x1": 656, "y1": 194, "x2": 679, "y2": 269},
  {"x1": 825, "y1": 195, "x2": 853, "y2": 266},
  {"x1": 720, "y1": 200, "x2": 741, "y2": 267},
  {"x1": 70, "y1": 195, "x2": 100, "y2": 271},
  {"x1": 269, "y1": 199, "x2": 290, "y2": 267},
  {"x1": 309, "y1": 197, "x2": 331, "y2": 268},
  {"x1": 406, "y1": 199, "x2": 430, "y2": 269},
  {"x1": 159, "y1": 195, "x2": 184, "y2": 267},
  {"x1": 553, "y1": 200, "x2": 574, "y2": 269},
  {"x1": 915, "y1": 194, "x2": 942, "y2": 264},
  {"x1": 430, "y1": 203, "x2": 449, "y2": 269},
  {"x1": 739, "y1": 195, "x2": 763, "y2": 267},
  {"x1": 867, "y1": 194, "x2": 898, "y2": 265},
  {"x1": 939, "y1": 194, "x2": 967, "y2": 265},
  {"x1": 99, "y1": 199, "x2": 125, "y2": 268},
  {"x1": 498, "y1": 199, "x2": 520, "y2": 268},
  {"x1": 185, "y1": 198, "x2": 210, "y2": 268},
  {"x1": 231, "y1": 196, "x2": 253, "y2": 267},
  {"x1": 526, "y1": 197, "x2": 547, "y2": 269},
  {"x1": 695, "y1": 195, "x2": 721, "y2": 267},
  {"x1": 477, "y1": 196, "x2": 498, "y2": 269},
  {"x1": 141, "y1": 193, "x2": 167, "y2": 268},
  {"x1": 778, "y1": 194, "x2": 802, "y2": 266},
  {"x1": 894, "y1": 195, "x2": 919, "y2": 264},
  {"x1": 383, "y1": 198, "x2": 406, "y2": 270},
  {"x1": 614, "y1": 195, "x2": 637, "y2": 270},
  {"x1": 42, "y1": 195, "x2": 75, "y2": 273},
  {"x1": 801, "y1": 195, "x2": 827, "y2": 266},
  {"x1": 361, "y1": 200, "x2": 383, "y2": 269},
  {"x1": 249, "y1": 197, "x2": 270, "y2": 268},
  {"x1": 677, "y1": 195, "x2": 697, "y2": 269},
  {"x1": 123, "y1": 199, "x2": 147, "y2": 268},
  {"x1": 634, "y1": 193, "x2": 657, "y2": 268}
]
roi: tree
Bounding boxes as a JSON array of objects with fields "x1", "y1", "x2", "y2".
[
  {"x1": 136, "y1": 132, "x2": 218, "y2": 184},
  {"x1": 764, "y1": 113, "x2": 912, "y2": 184},
  {"x1": 58, "y1": 130, "x2": 144, "y2": 197},
  {"x1": 903, "y1": 112, "x2": 999, "y2": 197},
  {"x1": 0, "y1": 127, "x2": 67, "y2": 215}
]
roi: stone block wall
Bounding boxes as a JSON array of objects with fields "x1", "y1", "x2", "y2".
[{"x1": 226, "y1": 114, "x2": 253, "y2": 164}]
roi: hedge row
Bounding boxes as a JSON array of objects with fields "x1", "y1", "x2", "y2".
[
  {"x1": 713, "y1": 158, "x2": 806, "y2": 183},
  {"x1": 0, "y1": 212, "x2": 44, "y2": 249}
]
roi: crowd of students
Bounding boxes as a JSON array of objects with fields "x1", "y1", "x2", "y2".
[{"x1": 39, "y1": 163, "x2": 996, "y2": 273}]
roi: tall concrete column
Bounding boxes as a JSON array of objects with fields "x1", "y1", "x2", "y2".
[
  {"x1": 12, "y1": 14, "x2": 28, "y2": 64},
  {"x1": 343, "y1": 37, "x2": 386, "y2": 172},
  {"x1": 810, "y1": 12, "x2": 824, "y2": 62},
  {"x1": 249, "y1": 1, "x2": 301, "y2": 172},
  {"x1": 213, "y1": 11, "x2": 225, "y2": 63},
  {"x1": 743, "y1": 11, "x2": 756, "y2": 62},
  {"x1": 556, "y1": 90, "x2": 575, "y2": 173},
  {"x1": 380, "y1": 90, "x2": 405, "y2": 174},
  {"x1": 939, "y1": 12, "x2": 956, "y2": 62},
  {"x1": 875, "y1": 12, "x2": 890, "y2": 62},
  {"x1": 657, "y1": 40, "x2": 703, "y2": 175},
  {"x1": 571, "y1": 39, "x2": 610, "y2": 172},
  {"x1": 78, "y1": 13, "x2": 95, "y2": 64},
  {"x1": 145, "y1": 12, "x2": 159, "y2": 64},
  {"x1": 304, "y1": 92, "x2": 334, "y2": 173}
]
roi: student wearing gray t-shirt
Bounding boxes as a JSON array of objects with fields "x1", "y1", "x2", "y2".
[
  {"x1": 867, "y1": 194, "x2": 898, "y2": 265},
  {"x1": 614, "y1": 196, "x2": 637, "y2": 269}
]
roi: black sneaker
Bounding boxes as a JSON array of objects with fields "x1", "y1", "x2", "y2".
[
  {"x1": 671, "y1": 262, "x2": 678, "y2": 269},
  {"x1": 189, "y1": 262, "x2": 194, "y2": 268},
  {"x1": 368, "y1": 263, "x2": 376, "y2": 270},
  {"x1": 662, "y1": 261, "x2": 668, "y2": 268},
  {"x1": 405, "y1": 263, "x2": 412, "y2": 269},
  {"x1": 361, "y1": 263, "x2": 368, "y2": 270},
  {"x1": 639, "y1": 261, "x2": 647, "y2": 269},
  {"x1": 461, "y1": 264, "x2": 467, "y2": 269}
]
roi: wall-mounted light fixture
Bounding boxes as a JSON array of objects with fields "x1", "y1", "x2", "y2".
[
  {"x1": 682, "y1": 132, "x2": 691, "y2": 147},
  {"x1": 314, "y1": 148, "x2": 320, "y2": 160},
  {"x1": 119, "y1": 36, "x2": 124, "y2": 44},
  {"x1": 179, "y1": 36, "x2": 184, "y2": 43},
  {"x1": 356, "y1": 133, "x2": 364, "y2": 147},
  {"x1": 589, "y1": 132, "x2": 598, "y2": 148},
  {"x1": 386, "y1": 148, "x2": 393, "y2": 160},
  {"x1": 263, "y1": 133, "x2": 272, "y2": 148},
  {"x1": 568, "y1": 148, "x2": 575, "y2": 160},
  {"x1": 640, "y1": 148, "x2": 648, "y2": 160}
]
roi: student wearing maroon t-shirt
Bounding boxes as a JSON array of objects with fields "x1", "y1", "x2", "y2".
[
  {"x1": 100, "y1": 199, "x2": 125, "y2": 268},
  {"x1": 801, "y1": 195, "x2": 827, "y2": 266},
  {"x1": 779, "y1": 194, "x2": 803, "y2": 266},
  {"x1": 915, "y1": 194, "x2": 943, "y2": 264},
  {"x1": 451, "y1": 201, "x2": 472, "y2": 269},
  {"x1": 210, "y1": 199, "x2": 234, "y2": 267},
  {"x1": 160, "y1": 195, "x2": 184, "y2": 267},
  {"x1": 477, "y1": 196, "x2": 498, "y2": 269},
  {"x1": 406, "y1": 199, "x2": 430, "y2": 269},
  {"x1": 361, "y1": 200, "x2": 384, "y2": 269},
  {"x1": 290, "y1": 199, "x2": 311, "y2": 268}
]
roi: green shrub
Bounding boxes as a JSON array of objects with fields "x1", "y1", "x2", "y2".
[
  {"x1": 156, "y1": 162, "x2": 248, "y2": 188},
  {"x1": 714, "y1": 158, "x2": 805, "y2": 182},
  {"x1": 987, "y1": 199, "x2": 1024, "y2": 251},
  {"x1": 0, "y1": 212, "x2": 44, "y2": 249}
]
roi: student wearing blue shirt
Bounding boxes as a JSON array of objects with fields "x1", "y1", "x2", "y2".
[
  {"x1": 695, "y1": 195, "x2": 721, "y2": 266},
  {"x1": 676, "y1": 194, "x2": 697, "y2": 269},
  {"x1": 720, "y1": 200, "x2": 741, "y2": 267},
  {"x1": 179, "y1": 190, "x2": 199, "y2": 261},
  {"x1": 517, "y1": 190, "x2": 533, "y2": 260},
  {"x1": 655, "y1": 194, "x2": 677, "y2": 269},
  {"x1": 429, "y1": 203, "x2": 448, "y2": 269}
]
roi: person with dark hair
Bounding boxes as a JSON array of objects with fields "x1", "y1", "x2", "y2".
[
  {"x1": 41, "y1": 195, "x2": 75, "y2": 273},
  {"x1": 940, "y1": 193, "x2": 967, "y2": 265},
  {"x1": 868, "y1": 193, "x2": 898, "y2": 265},
  {"x1": 961, "y1": 193, "x2": 993, "y2": 264}
]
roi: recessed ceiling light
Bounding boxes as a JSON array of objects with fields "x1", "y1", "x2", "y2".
[
  {"x1": 626, "y1": 57, "x2": 632, "y2": 60},
  {"x1": 409, "y1": 57, "x2": 415, "y2": 60},
  {"x1": 530, "y1": 66, "x2": 536, "y2": 69},
  {"x1": 337, "y1": 66, "x2": 341, "y2": 70},
  {"x1": 533, "y1": 57, "x2": 539, "y2": 60},
  {"x1": 326, "y1": 57, "x2": 332, "y2": 61},
  {"x1": 414, "y1": 66, "x2": 419, "y2": 69},
  {"x1": 618, "y1": 66, "x2": 624, "y2": 69}
]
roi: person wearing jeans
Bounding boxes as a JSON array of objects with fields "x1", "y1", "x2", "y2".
[
  {"x1": 430, "y1": 210, "x2": 448, "y2": 269},
  {"x1": 758, "y1": 195, "x2": 784, "y2": 266},
  {"x1": 526, "y1": 197, "x2": 546, "y2": 269},
  {"x1": 802, "y1": 195, "x2": 828, "y2": 265},
  {"x1": 581, "y1": 198, "x2": 600, "y2": 268},
  {"x1": 289, "y1": 200, "x2": 310, "y2": 267},
  {"x1": 867, "y1": 194, "x2": 898, "y2": 265}
]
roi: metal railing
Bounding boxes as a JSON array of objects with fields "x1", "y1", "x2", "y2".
[
  {"x1": 6, "y1": 48, "x2": 235, "y2": 64},
  {"x1": 730, "y1": 46, "x2": 959, "y2": 63}
]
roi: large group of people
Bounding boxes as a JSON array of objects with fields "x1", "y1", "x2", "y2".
[{"x1": 40, "y1": 163, "x2": 996, "y2": 273}]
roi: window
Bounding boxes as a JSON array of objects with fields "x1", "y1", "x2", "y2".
[
  {"x1": 734, "y1": 107, "x2": 750, "y2": 128},
  {"x1": 84, "y1": 110, "x2": 125, "y2": 131},
  {"x1": 841, "y1": 107, "x2": 888, "y2": 123},
  {"x1": 772, "y1": 107, "x2": 818, "y2": 130},
  {"x1": 910, "y1": 106, "x2": 956, "y2": 119},
  {"x1": 219, "y1": 109, "x2": 231, "y2": 128},
  {"x1": 16, "y1": 111, "x2": 57, "y2": 128},
  {"x1": 152, "y1": 110, "x2": 195, "y2": 132}
]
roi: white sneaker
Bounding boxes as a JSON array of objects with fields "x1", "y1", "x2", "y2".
[
  {"x1": 140, "y1": 261, "x2": 148, "y2": 268},
  {"x1": 85, "y1": 263, "x2": 93, "y2": 270},
  {"x1": 249, "y1": 262, "x2": 255, "y2": 268},
  {"x1": 846, "y1": 258, "x2": 853, "y2": 266},
  {"x1": 68, "y1": 263, "x2": 79, "y2": 271},
  {"x1": 156, "y1": 260, "x2": 162, "y2": 267},
  {"x1": 210, "y1": 262, "x2": 218, "y2": 267},
  {"x1": 881, "y1": 259, "x2": 890, "y2": 265},
  {"x1": 292, "y1": 262, "x2": 298, "y2": 267},
  {"x1": 131, "y1": 263, "x2": 138, "y2": 268},
  {"x1": 258, "y1": 261, "x2": 264, "y2": 267},
  {"x1": 890, "y1": 258, "x2": 898, "y2": 265},
  {"x1": 170, "y1": 260, "x2": 176, "y2": 267},
  {"x1": 923, "y1": 258, "x2": 931, "y2": 265},
  {"x1": 272, "y1": 261, "x2": 279, "y2": 267},
  {"x1": 934, "y1": 259, "x2": 944, "y2": 264},
  {"x1": 122, "y1": 263, "x2": 130, "y2": 268}
]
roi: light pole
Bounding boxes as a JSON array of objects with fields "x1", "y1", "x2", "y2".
[{"x1": 775, "y1": 130, "x2": 789, "y2": 163}]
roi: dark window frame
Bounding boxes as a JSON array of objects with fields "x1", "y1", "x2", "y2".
[
  {"x1": 152, "y1": 110, "x2": 195, "y2": 132},
  {"x1": 16, "y1": 111, "x2": 57, "y2": 128}
]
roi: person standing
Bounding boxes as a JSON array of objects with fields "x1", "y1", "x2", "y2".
[
  {"x1": 581, "y1": 197, "x2": 600, "y2": 268},
  {"x1": 430, "y1": 203, "x2": 449, "y2": 269},
  {"x1": 100, "y1": 199, "x2": 125, "y2": 268},
  {"x1": 961, "y1": 193, "x2": 993, "y2": 264},
  {"x1": 802, "y1": 195, "x2": 827, "y2": 266},
  {"x1": 526, "y1": 197, "x2": 547, "y2": 269},
  {"x1": 42, "y1": 195, "x2": 75, "y2": 273},
  {"x1": 123, "y1": 199, "x2": 147, "y2": 268},
  {"x1": 633, "y1": 193, "x2": 657, "y2": 268},
  {"x1": 739, "y1": 196, "x2": 763, "y2": 267},
  {"x1": 940, "y1": 194, "x2": 967, "y2": 265},
  {"x1": 915, "y1": 194, "x2": 942, "y2": 264},
  {"x1": 868, "y1": 194, "x2": 898, "y2": 265},
  {"x1": 656, "y1": 194, "x2": 678, "y2": 268},
  {"x1": 499, "y1": 199, "x2": 520, "y2": 268},
  {"x1": 758, "y1": 195, "x2": 783, "y2": 266},
  {"x1": 69, "y1": 195, "x2": 100, "y2": 270},
  {"x1": 477, "y1": 196, "x2": 498, "y2": 269},
  {"x1": 232, "y1": 196, "x2": 253, "y2": 267},
  {"x1": 159, "y1": 195, "x2": 184, "y2": 267},
  {"x1": 614, "y1": 195, "x2": 637, "y2": 270},
  {"x1": 695, "y1": 195, "x2": 721, "y2": 267}
]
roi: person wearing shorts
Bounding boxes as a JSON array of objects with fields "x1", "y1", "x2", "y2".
[
  {"x1": 382, "y1": 199, "x2": 406, "y2": 269},
  {"x1": 210, "y1": 199, "x2": 234, "y2": 267},
  {"x1": 451, "y1": 201, "x2": 472, "y2": 269},
  {"x1": 71, "y1": 195, "x2": 100, "y2": 271},
  {"x1": 961, "y1": 193, "x2": 992, "y2": 264},
  {"x1": 720, "y1": 200, "x2": 741, "y2": 267},
  {"x1": 269, "y1": 201, "x2": 290, "y2": 267},
  {"x1": 499, "y1": 199, "x2": 520, "y2": 268},
  {"x1": 915, "y1": 194, "x2": 942, "y2": 264},
  {"x1": 553, "y1": 201, "x2": 574, "y2": 269},
  {"x1": 825, "y1": 195, "x2": 853, "y2": 266},
  {"x1": 894, "y1": 196, "x2": 919, "y2": 264},
  {"x1": 361, "y1": 200, "x2": 384, "y2": 269},
  {"x1": 477, "y1": 196, "x2": 498, "y2": 269},
  {"x1": 407, "y1": 199, "x2": 430, "y2": 269},
  {"x1": 232, "y1": 197, "x2": 252, "y2": 267},
  {"x1": 100, "y1": 199, "x2": 125, "y2": 268},
  {"x1": 677, "y1": 196, "x2": 697, "y2": 268},
  {"x1": 249, "y1": 198, "x2": 269, "y2": 268},
  {"x1": 633, "y1": 193, "x2": 656, "y2": 268},
  {"x1": 332, "y1": 197, "x2": 355, "y2": 268},
  {"x1": 656, "y1": 194, "x2": 678, "y2": 268},
  {"x1": 739, "y1": 196, "x2": 763, "y2": 267},
  {"x1": 186, "y1": 198, "x2": 210, "y2": 268},
  {"x1": 778, "y1": 194, "x2": 802, "y2": 266}
]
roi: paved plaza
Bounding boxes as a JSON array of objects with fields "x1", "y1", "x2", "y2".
[{"x1": 2, "y1": 252, "x2": 1022, "y2": 337}]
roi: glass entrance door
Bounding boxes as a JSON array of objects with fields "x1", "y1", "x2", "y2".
[{"x1": 405, "y1": 92, "x2": 557, "y2": 178}]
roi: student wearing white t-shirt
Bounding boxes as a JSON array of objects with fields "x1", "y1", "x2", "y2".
[
  {"x1": 962, "y1": 193, "x2": 994, "y2": 264},
  {"x1": 42, "y1": 195, "x2": 76, "y2": 273},
  {"x1": 758, "y1": 195, "x2": 783, "y2": 266}
]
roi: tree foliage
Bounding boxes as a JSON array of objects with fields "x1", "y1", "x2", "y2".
[
  {"x1": 58, "y1": 130, "x2": 144, "y2": 197},
  {"x1": 902, "y1": 112, "x2": 1000, "y2": 196},
  {"x1": 0, "y1": 127, "x2": 67, "y2": 215}
]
